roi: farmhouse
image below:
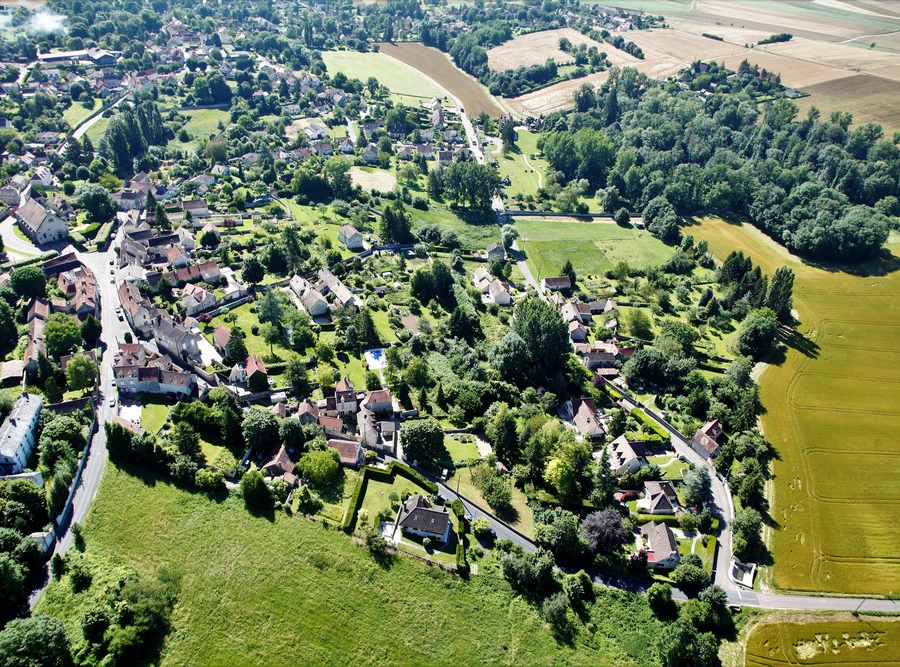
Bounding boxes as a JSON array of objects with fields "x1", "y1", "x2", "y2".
[
  {"x1": 640, "y1": 522, "x2": 680, "y2": 570},
  {"x1": 326, "y1": 438, "x2": 364, "y2": 467},
  {"x1": 0, "y1": 393, "x2": 43, "y2": 475},
  {"x1": 338, "y1": 224, "x2": 363, "y2": 250},
  {"x1": 394, "y1": 494, "x2": 451, "y2": 542}
]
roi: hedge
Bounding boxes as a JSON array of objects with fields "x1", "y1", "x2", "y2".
[
  {"x1": 82, "y1": 222, "x2": 102, "y2": 240},
  {"x1": 94, "y1": 221, "x2": 115, "y2": 249},
  {"x1": 1, "y1": 250, "x2": 58, "y2": 271},
  {"x1": 455, "y1": 544, "x2": 469, "y2": 575},
  {"x1": 631, "y1": 408, "x2": 670, "y2": 440}
]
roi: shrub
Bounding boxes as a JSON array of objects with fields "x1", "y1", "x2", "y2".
[
  {"x1": 240, "y1": 470, "x2": 272, "y2": 509},
  {"x1": 542, "y1": 592, "x2": 569, "y2": 631}
]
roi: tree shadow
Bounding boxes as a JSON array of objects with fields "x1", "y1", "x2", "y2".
[
  {"x1": 494, "y1": 504, "x2": 520, "y2": 525},
  {"x1": 454, "y1": 207, "x2": 499, "y2": 228},
  {"x1": 245, "y1": 502, "x2": 276, "y2": 522},
  {"x1": 780, "y1": 327, "x2": 820, "y2": 359},
  {"x1": 803, "y1": 248, "x2": 900, "y2": 278}
]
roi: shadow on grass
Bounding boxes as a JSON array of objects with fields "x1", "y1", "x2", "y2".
[{"x1": 780, "y1": 326, "x2": 820, "y2": 359}]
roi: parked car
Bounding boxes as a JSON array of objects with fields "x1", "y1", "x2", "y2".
[
  {"x1": 440, "y1": 468, "x2": 448, "y2": 481},
  {"x1": 614, "y1": 491, "x2": 639, "y2": 502}
]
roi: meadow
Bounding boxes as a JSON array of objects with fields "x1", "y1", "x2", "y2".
[
  {"x1": 170, "y1": 108, "x2": 230, "y2": 153},
  {"x1": 516, "y1": 219, "x2": 674, "y2": 281},
  {"x1": 376, "y1": 42, "x2": 505, "y2": 117},
  {"x1": 685, "y1": 216, "x2": 900, "y2": 595},
  {"x1": 744, "y1": 615, "x2": 900, "y2": 666},
  {"x1": 497, "y1": 130, "x2": 549, "y2": 198},
  {"x1": 37, "y1": 464, "x2": 666, "y2": 666},
  {"x1": 321, "y1": 50, "x2": 448, "y2": 106}
]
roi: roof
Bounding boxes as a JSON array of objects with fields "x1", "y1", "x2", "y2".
[
  {"x1": 572, "y1": 397, "x2": 602, "y2": 437},
  {"x1": 327, "y1": 438, "x2": 361, "y2": 465},
  {"x1": 643, "y1": 480, "x2": 678, "y2": 513},
  {"x1": 396, "y1": 495, "x2": 450, "y2": 538},
  {"x1": 213, "y1": 326, "x2": 231, "y2": 349},
  {"x1": 692, "y1": 429, "x2": 720, "y2": 456},
  {"x1": 317, "y1": 415, "x2": 343, "y2": 430},
  {"x1": 364, "y1": 389, "x2": 392, "y2": 406},
  {"x1": 16, "y1": 198, "x2": 51, "y2": 232},
  {"x1": 543, "y1": 276, "x2": 572, "y2": 289},
  {"x1": 339, "y1": 224, "x2": 361, "y2": 238},
  {"x1": 335, "y1": 376, "x2": 354, "y2": 393},
  {"x1": 1, "y1": 360, "x2": 24, "y2": 382},
  {"x1": 0, "y1": 394, "x2": 43, "y2": 460},
  {"x1": 246, "y1": 354, "x2": 267, "y2": 377},
  {"x1": 640, "y1": 522, "x2": 678, "y2": 562},
  {"x1": 263, "y1": 444, "x2": 295, "y2": 476}
]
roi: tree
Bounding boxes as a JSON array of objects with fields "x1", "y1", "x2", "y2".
[
  {"x1": 535, "y1": 507, "x2": 583, "y2": 557},
  {"x1": 285, "y1": 358, "x2": 311, "y2": 396},
  {"x1": 657, "y1": 619, "x2": 719, "y2": 667},
  {"x1": 732, "y1": 507, "x2": 763, "y2": 559},
  {"x1": 643, "y1": 195, "x2": 680, "y2": 244},
  {"x1": 486, "y1": 407, "x2": 518, "y2": 462},
  {"x1": 298, "y1": 449, "x2": 340, "y2": 489},
  {"x1": 545, "y1": 439, "x2": 591, "y2": 497},
  {"x1": 560, "y1": 259, "x2": 576, "y2": 285},
  {"x1": 226, "y1": 330, "x2": 248, "y2": 365},
  {"x1": 199, "y1": 228, "x2": 220, "y2": 247},
  {"x1": 379, "y1": 200, "x2": 414, "y2": 244},
  {"x1": 512, "y1": 296, "x2": 569, "y2": 384},
  {"x1": 682, "y1": 466, "x2": 711, "y2": 507},
  {"x1": 279, "y1": 418, "x2": 305, "y2": 450},
  {"x1": 613, "y1": 207, "x2": 630, "y2": 226},
  {"x1": 403, "y1": 357, "x2": 430, "y2": 388},
  {"x1": 580, "y1": 509, "x2": 629, "y2": 556},
  {"x1": 44, "y1": 313, "x2": 81, "y2": 359},
  {"x1": 471, "y1": 517, "x2": 491, "y2": 537},
  {"x1": 242, "y1": 255, "x2": 265, "y2": 284},
  {"x1": 671, "y1": 562, "x2": 710, "y2": 593},
  {"x1": 489, "y1": 331, "x2": 529, "y2": 386},
  {"x1": 242, "y1": 408, "x2": 279, "y2": 452},
  {"x1": 400, "y1": 418, "x2": 443, "y2": 465},
  {"x1": 64, "y1": 353, "x2": 95, "y2": 392},
  {"x1": 240, "y1": 469, "x2": 271, "y2": 508},
  {"x1": 257, "y1": 289, "x2": 284, "y2": 325},
  {"x1": 75, "y1": 182, "x2": 116, "y2": 222},
  {"x1": 481, "y1": 474, "x2": 512, "y2": 511},
  {"x1": 737, "y1": 307, "x2": 779, "y2": 359},
  {"x1": 10, "y1": 266, "x2": 46, "y2": 300},
  {"x1": 765, "y1": 266, "x2": 795, "y2": 323},
  {"x1": 646, "y1": 582, "x2": 674, "y2": 617},
  {"x1": 170, "y1": 422, "x2": 200, "y2": 458},
  {"x1": 195, "y1": 467, "x2": 225, "y2": 492},
  {"x1": 80, "y1": 315, "x2": 101, "y2": 346},
  {"x1": 542, "y1": 593, "x2": 569, "y2": 632},
  {"x1": 626, "y1": 309, "x2": 653, "y2": 340},
  {"x1": 261, "y1": 323, "x2": 281, "y2": 356},
  {"x1": 0, "y1": 615, "x2": 71, "y2": 667}
]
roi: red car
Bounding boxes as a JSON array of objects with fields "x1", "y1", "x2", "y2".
[{"x1": 614, "y1": 491, "x2": 639, "y2": 502}]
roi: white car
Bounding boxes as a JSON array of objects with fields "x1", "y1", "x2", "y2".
[{"x1": 108, "y1": 397, "x2": 115, "y2": 407}]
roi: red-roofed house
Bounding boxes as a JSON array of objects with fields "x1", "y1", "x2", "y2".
[{"x1": 326, "y1": 438, "x2": 364, "y2": 467}]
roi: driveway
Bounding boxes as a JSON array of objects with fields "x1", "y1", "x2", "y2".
[{"x1": 0, "y1": 217, "x2": 40, "y2": 260}]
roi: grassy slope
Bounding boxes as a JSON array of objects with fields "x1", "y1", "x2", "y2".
[
  {"x1": 685, "y1": 215, "x2": 900, "y2": 595},
  {"x1": 321, "y1": 51, "x2": 448, "y2": 106},
  {"x1": 516, "y1": 219, "x2": 675, "y2": 280},
  {"x1": 38, "y1": 464, "x2": 664, "y2": 666}
]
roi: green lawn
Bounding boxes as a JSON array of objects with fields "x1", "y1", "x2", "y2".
[
  {"x1": 517, "y1": 219, "x2": 675, "y2": 280},
  {"x1": 321, "y1": 50, "x2": 449, "y2": 106},
  {"x1": 359, "y1": 475, "x2": 431, "y2": 524},
  {"x1": 63, "y1": 102, "x2": 95, "y2": 129},
  {"x1": 140, "y1": 398, "x2": 170, "y2": 434},
  {"x1": 331, "y1": 352, "x2": 368, "y2": 390},
  {"x1": 318, "y1": 467, "x2": 359, "y2": 524},
  {"x1": 444, "y1": 435, "x2": 481, "y2": 462},
  {"x1": 498, "y1": 130, "x2": 549, "y2": 199},
  {"x1": 206, "y1": 303, "x2": 299, "y2": 361},
  {"x1": 410, "y1": 203, "x2": 500, "y2": 250},
  {"x1": 84, "y1": 117, "x2": 107, "y2": 145},
  {"x1": 447, "y1": 469, "x2": 535, "y2": 539},
  {"x1": 37, "y1": 464, "x2": 667, "y2": 665},
  {"x1": 171, "y1": 108, "x2": 230, "y2": 152}
]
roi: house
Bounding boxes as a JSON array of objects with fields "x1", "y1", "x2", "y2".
[
  {"x1": 26, "y1": 297, "x2": 49, "y2": 323},
  {"x1": 638, "y1": 480, "x2": 680, "y2": 515},
  {"x1": 153, "y1": 315, "x2": 201, "y2": 360},
  {"x1": 317, "y1": 415, "x2": 343, "y2": 437},
  {"x1": 303, "y1": 123, "x2": 329, "y2": 140},
  {"x1": 212, "y1": 326, "x2": 232, "y2": 354},
  {"x1": 316, "y1": 268, "x2": 359, "y2": 309},
  {"x1": 360, "y1": 389, "x2": 393, "y2": 414},
  {"x1": 488, "y1": 279, "x2": 512, "y2": 306},
  {"x1": 394, "y1": 495, "x2": 451, "y2": 542},
  {"x1": 180, "y1": 282, "x2": 216, "y2": 316},
  {"x1": 472, "y1": 266, "x2": 493, "y2": 294},
  {"x1": 327, "y1": 438, "x2": 365, "y2": 467},
  {"x1": 640, "y1": 521, "x2": 680, "y2": 570},
  {"x1": 118, "y1": 282, "x2": 154, "y2": 336},
  {"x1": 301, "y1": 289, "x2": 328, "y2": 317},
  {"x1": 338, "y1": 224, "x2": 363, "y2": 250},
  {"x1": 263, "y1": 444, "x2": 296, "y2": 485},
  {"x1": 608, "y1": 434, "x2": 646, "y2": 476},
  {"x1": 0, "y1": 394, "x2": 43, "y2": 474},
  {"x1": 297, "y1": 399, "x2": 318, "y2": 424},
  {"x1": 541, "y1": 276, "x2": 572, "y2": 292},
  {"x1": 690, "y1": 419, "x2": 723, "y2": 459},
  {"x1": 485, "y1": 242, "x2": 505, "y2": 260},
  {"x1": 246, "y1": 354, "x2": 268, "y2": 390},
  {"x1": 569, "y1": 320, "x2": 588, "y2": 344},
  {"x1": 572, "y1": 397, "x2": 604, "y2": 441},
  {"x1": 1, "y1": 360, "x2": 24, "y2": 387},
  {"x1": 15, "y1": 198, "x2": 67, "y2": 244},
  {"x1": 23, "y1": 318, "x2": 46, "y2": 375},
  {"x1": 114, "y1": 365, "x2": 194, "y2": 397},
  {"x1": 181, "y1": 199, "x2": 210, "y2": 218},
  {"x1": 0, "y1": 186, "x2": 19, "y2": 205},
  {"x1": 362, "y1": 144, "x2": 379, "y2": 164}
]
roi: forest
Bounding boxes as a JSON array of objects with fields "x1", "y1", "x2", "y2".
[{"x1": 540, "y1": 66, "x2": 896, "y2": 262}]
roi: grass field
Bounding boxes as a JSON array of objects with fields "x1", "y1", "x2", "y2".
[
  {"x1": 448, "y1": 468, "x2": 535, "y2": 539},
  {"x1": 410, "y1": 203, "x2": 500, "y2": 250},
  {"x1": 444, "y1": 435, "x2": 481, "y2": 462},
  {"x1": 349, "y1": 166, "x2": 397, "y2": 192},
  {"x1": 321, "y1": 50, "x2": 448, "y2": 106},
  {"x1": 140, "y1": 397, "x2": 170, "y2": 434},
  {"x1": 517, "y1": 219, "x2": 675, "y2": 281},
  {"x1": 172, "y1": 109, "x2": 230, "y2": 152},
  {"x1": 685, "y1": 215, "x2": 900, "y2": 595},
  {"x1": 793, "y1": 74, "x2": 900, "y2": 133},
  {"x1": 62, "y1": 102, "x2": 95, "y2": 129},
  {"x1": 498, "y1": 130, "x2": 549, "y2": 198},
  {"x1": 376, "y1": 42, "x2": 505, "y2": 117},
  {"x1": 206, "y1": 302, "x2": 299, "y2": 361},
  {"x1": 744, "y1": 615, "x2": 900, "y2": 666},
  {"x1": 37, "y1": 464, "x2": 666, "y2": 665}
]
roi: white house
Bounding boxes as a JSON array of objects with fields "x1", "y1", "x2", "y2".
[
  {"x1": 338, "y1": 224, "x2": 363, "y2": 250},
  {"x1": 608, "y1": 434, "x2": 646, "y2": 476},
  {"x1": 0, "y1": 394, "x2": 44, "y2": 475},
  {"x1": 301, "y1": 289, "x2": 328, "y2": 317},
  {"x1": 180, "y1": 283, "x2": 216, "y2": 316},
  {"x1": 15, "y1": 198, "x2": 67, "y2": 245},
  {"x1": 394, "y1": 495, "x2": 451, "y2": 542}
]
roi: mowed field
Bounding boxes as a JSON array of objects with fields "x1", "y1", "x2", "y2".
[
  {"x1": 497, "y1": 129, "x2": 549, "y2": 197},
  {"x1": 37, "y1": 464, "x2": 666, "y2": 666},
  {"x1": 321, "y1": 50, "x2": 449, "y2": 106},
  {"x1": 376, "y1": 42, "x2": 504, "y2": 117},
  {"x1": 685, "y1": 216, "x2": 900, "y2": 595},
  {"x1": 744, "y1": 615, "x2": 900, "y2": 666},
  {"x1": 516, "y1": 219, "x2": 673, "y2": 280},
  {"x1": 349, "y1": 166, "x2": 397, "y2": 192}
]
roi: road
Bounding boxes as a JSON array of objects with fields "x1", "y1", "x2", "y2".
[{"x1": 0, "y1": 217, "x2": 41, "y2": 260}]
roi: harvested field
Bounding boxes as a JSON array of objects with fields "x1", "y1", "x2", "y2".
[
  {"x1": 376, "y1": 42, "x2": 504, "y2": 117},
  {"x1": 766, "y1": 36, "x2": 900, "y2": 72},
  {"x1": 625, "y1": 28, "x2": 739, "y2": 64},
  {"x1": 349, "y1": 166, "x2": 396, "y2": 192},
  {"x1": 488, "y1": 28, "x2": 598, "y2": 70},
  {"x1": 718, "y1": 49, "x2": 848, "y2": 87},
  {"x1": 506, "y1": 71, "x2": 609, "y2": 116},
  {"x1": 745, "y1": 615, "x2": 900, "y2": 666},
  {"x1": 793, "y1": 74, "x2": 900, "y2": 132},
  {"x1": 685, "y1": 216, "x2": 900, "y2": 595}
]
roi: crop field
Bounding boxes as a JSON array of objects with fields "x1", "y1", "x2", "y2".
[
  {"x1": 487, "y1": 28, "x2": 614, "y2": 70},
  {"x1": 506, "y1": 71, "x2": 610, "y2": 116},
  {"x1": 685, "y1": 216, "x2": 900, "y2": 595},
  {"x1": 792, "y1": 74, "x2": 900, "y2": 133},
  {"x1": 349, "y1": 166, "x2": 397, "y2": 192},
  {"x1": 517, "y1": 219, "x2": 675, "y2": 280},
  {"x1": 321, "y1": 50, "x2": 448, "y2": 106},
  {"x1": 376, "y1": 42, "x2": 505, "y2": 117},
  {"x1": 744, "y1": 615, "x2": 900, "y2": 666},
  {"x1": 37, "y1": 464, "x2": 666, "y2": 666}
]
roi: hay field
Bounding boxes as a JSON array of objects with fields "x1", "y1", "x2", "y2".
[
  {"x1": 793, "y1": 74, "x2": 900, "y2": 132},
  {"x1": 377, "y1": 42, "x2": 504, "y2": 117},
  {"x1": 745, "y1": 615, "x2": 900, "y2": 666},
  {"x1": 685, "y1": 216, "x2": 900, "y2": 595},
  {"x1": 506, "y1": 71, "x2": 609, "y2": 116},
  {"x1": 517, "y1": 219, "x2": 674, "y2": 279},
  {"x1": 349, "y1": 166, "x2": 397, "y2": 192},
  {"x1": 487, "y1": 28, "x2": 623, "y2": 70},
  {"x1": 765, "y1": 36, "x2": 900, "y2": 73},
  {"x1": 321, "y1": 50, "x2": 449, "y2": 106}
]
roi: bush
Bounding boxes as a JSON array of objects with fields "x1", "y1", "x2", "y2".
[
  {"x1": 542, "y1": 592, "x2": 569, "y2": 631},
  {"x1": 240, "y1": 470, "x2": 272, "y2": 509}
]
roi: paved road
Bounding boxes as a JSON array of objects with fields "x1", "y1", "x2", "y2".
[{"x1": 0, "y1": 217, "x2": 41, "y2": 260}]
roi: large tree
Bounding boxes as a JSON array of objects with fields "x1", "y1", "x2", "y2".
[
  {"x1": 0, "y1": 615, "x2": 71, "y2": 667},
  {"x1": 64, "y1": 353, "x2": 95, "y2": 392},
  {"x1": 512, "y1": 296, "x2": 569, "y2": 384},
  {"x1": 737, "y1": 307, "x2": 779, "y2": 359},
  {"x1": 765, "y1": 266, "x2": 795, "y2": 323},
  {"x1": 242, "y1": 408, "x2": 279, "y2": 452},
  {"x1": 75, "y1": 182, "x2": 116, "y2": 222},
  {"x1": 400, "y1": 417, "x2": 443, "y2": 465},
  {"x1": 44, "y1": 313, "x2": 81, "y2": 359},
  {"x1": 379, "y1": 200, "x2": 413, "y2": 243},
  {"x1": 10, "y1": 266, "x2": 46, "y2": 300},
  {"x1": 580, "y1": 509, "x2": 629, "y2": 556}
]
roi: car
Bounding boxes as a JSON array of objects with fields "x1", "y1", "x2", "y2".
[
  {"x1": 613, "y1": 491, "x2": 639, "y2": 502},
  {"x1": 440, "y1": 468, "x2": 448, "y2": 481},
  {"x1": 117, "y1": 313, "x2": 124, "y2": 321},
  {"x1": 109, "y1": 278, "x2": 114, "y2": 284},
  {"x1": 434, "y1": 493, "x2": 448, "y2": 505},
  {"x1": 487, "y1": 528, "x2": 496, "y2": 539},
  {"x1": 111, "y1": 379, "x2": 116, "y2": 388},
  {"x1": 108, "y1": 397, "x2": 115, "y2": 407},
  {"x1": 464, "y1": 514, "x2": 474, "y2": 523}
]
